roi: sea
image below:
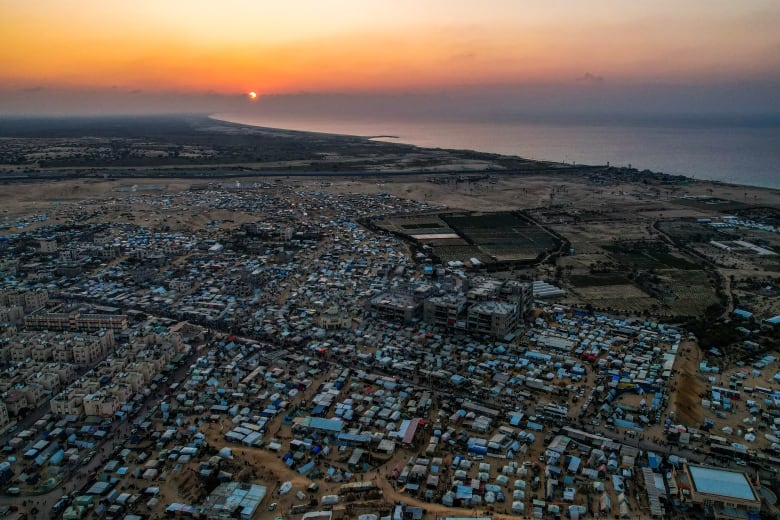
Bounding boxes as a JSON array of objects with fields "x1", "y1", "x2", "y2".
[{"x1": 214, "y1": 113, "x2": 780, "y2": 189}]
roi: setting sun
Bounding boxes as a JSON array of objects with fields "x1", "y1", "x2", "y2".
[{"x1": 248, "y1": 91, "x2": 257, "y2": 100}]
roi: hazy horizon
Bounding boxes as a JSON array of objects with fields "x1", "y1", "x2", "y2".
[{"x1": 3, "y1": 82, "x2": 780, "y2": 123}]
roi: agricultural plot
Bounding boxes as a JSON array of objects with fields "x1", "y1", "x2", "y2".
[
  {"x1": 656, "y1": 220, "x2": 725, "y2": 243},
  {"x1": 665, "y1": 270, "x2": 720, "y2": 317},
  {"x1": 569, "y1": 273, "x2": 632, "y2": 287},
  {"x1": 443, "y1": 212, "x2": 560, "y2": 262},
  {"x1": 377, "y1": 211, "x2": 561, "y2": 267},
  {"x1": 432, "y1": 245, "x2": 492, "y2": 264},
  {"x1": 374, "y1": 215, "x2": 454, "y2": 236},
  {"x1": 550, "y1": 222, "x2": 652, "y2": 255},
  {"x1": 573, "y1": 284, "x2": 657, "y2": 314},
  {"x1": 602, "y1": 241, "x2": 701, "y2": 270}
]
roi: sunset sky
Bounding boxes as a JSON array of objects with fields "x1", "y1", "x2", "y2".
[{"x1": 2, "y1": 0, "x2": 779, "y2": 115}]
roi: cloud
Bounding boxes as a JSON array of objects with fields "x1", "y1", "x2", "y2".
[{"x1": 577, "y1": 72, "x2": 604, "y2": 83}]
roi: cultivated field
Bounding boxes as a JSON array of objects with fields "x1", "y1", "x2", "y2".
[{"x1": 443, "y1": 212, "x2": 561, "y2": 262}]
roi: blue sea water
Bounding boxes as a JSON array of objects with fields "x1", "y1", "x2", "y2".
[{"x1": 214, "y1": 113, "x2": 780, "y2": 189}]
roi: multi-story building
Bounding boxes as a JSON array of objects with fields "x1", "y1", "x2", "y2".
[
  {"x1": 83, "y1": 392, "x2": 120, "y2": 417},
  {"x1": 31, "y1": 342, "x2": 55, "y2": 362},
  {"x1": 106, "y1": 382, "x2": 133, "y2": 403},
  {"x1": 32, "y1": 372, "x2": 62, "y2": 393},
  {"x1": 370, "y1": 293, "x2": 420, "y2": 323},
  {"x1": 423, "y1": 295, "x2": 467, "y2": 329},
  {"x1": 501, "y1": 280, "x2": 534, "y2": 317},
  {"x1": 18, "y1": 382, "x2": 46, "y2": 408},
  {"x1": 124, "y1": 361, "x2": 156, "y2": 383},
  {"x1": 0, "y1": 289, "x2": 49, "y2": 312},
  {"x1": 4, "y1": 390, "x2": 28, "y2": 416},
  {"x1": 38, "y1": 240, "x2": 58, "y2": 253},
  {"x1": 50, "y1": 389, "x2": 84, "y2": 417},
  {"x1": 72, "y1": 335, "x2": 109, "y2": 365},
  {"x1": 0, "y1": 306, "x2": 24, "y2": 324},
  {"x1": 466, "y1": 278, "x2": 503, "y2": 302},
  {"x1": 116, "y1": 371, "x2": 146, "y2": 393},
  {"x1": 45, "y1": 363, "x2": 76, "y2": 386},
  {"x1": 0, "y1": 402, "x2": 10, "y2": 433},
  {"x1": 24, "y1": 312, "x2": 127, "y2": 332},
  {"x1": 8, "y1": 341, "x2": 32, "y2": 362},
  {"x1": 53, "y1": 346, "x2": 74, "y2": 363},
  {"x1": 467, "y1": 301, "x2": 519, "y2": 339}
]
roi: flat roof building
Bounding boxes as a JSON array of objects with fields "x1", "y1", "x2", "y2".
[
  {"x1": 684, "y1": 464, "x2": 760, "y2": 520},
  {"x1": 200, "y1": 482, "x2": 266, "y2": 520},
  {"x1": 370, "y1": 292, "x2": 420, "y2": 323},
  {"x1": 467, "y1": 301, "x2": 519, "y2": 338},
  {"x1": 423, "y1": 295, "x2": 467, "y2": 328}
]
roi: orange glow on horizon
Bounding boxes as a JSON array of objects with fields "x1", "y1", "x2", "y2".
[{"x1": 1, "y1": 1, "x2": 779, "y2": 98}]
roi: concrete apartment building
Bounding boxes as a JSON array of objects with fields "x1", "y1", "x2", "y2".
[
  {"x1": 83, "y1": 392, "x2": 120, "y2": 417},
  {"x1": 72, "y1": 333, "x2": 112, "y2": 365},
  {"x1": 50, "y1": 388, "x2": 85, "y2": 416},
  {"x1": 466, "y1": 278, "x2": 504, "y2": 302},
  {"x1": 0, "y1": 401, "x2": 10, "y2": 433},
  {"x1": 423, "y1": 295, "x2": 468, "y2": 329},
  {"x1": 0, "y1": 306, "x2": 24, "y2": 324},
  {"x1": 116, "y1": 371, "x2": 146, "y2": 393},
  {"x1": 9, "y1": 329, "x2": 118, "y2": 366},
  {"x1": 7, "y1": 341, "x2": 32, "y2": 363},
  {"x1": 467, "y1": 301, "x2": 520, "y2": 338},
  {"x1": 0, "y1": 289, "x2": 49, "y2": 312},
  {"x1": 123, "y1": 361, "x2": 158, "y2": 383},
  {"x1": 30, "y1": 371, "x2": 61, "y2": 393},
  {"x1": 4, "y1": 390, "x2": 28, "y2": 416},
  {"x1": 17, "y1": 382, "x2": 46, "y2": 409},
  {"x1": 24, "y1": 312, "x2": 127, "y2": 332},
  {"x1": 370, "y1": 293, "x2": 420, "y2": 323},
  {"x1": 47, "y1": 326, "x2": 185, "y2": 418},
  {"x1": 38, "y1": 239, "x2": 58, "y2": 254},
  {"x1": 43, "y1": 362, "x2": 76, "y2": 387},
  {"x1": 105, "y1": 382, "x2": 133, "y2": 403},
  {"x1": 501, "y1": 280, "x2": 534, "y2": 316}
]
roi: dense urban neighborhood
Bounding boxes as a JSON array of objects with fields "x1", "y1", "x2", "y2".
[{"x1": 0, "y1": 170, "x2": 778, "y2": 520}]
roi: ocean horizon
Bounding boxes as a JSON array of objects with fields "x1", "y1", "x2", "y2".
[{"x1": 214, "y1": 112, "x2": 780, "y2": 190}]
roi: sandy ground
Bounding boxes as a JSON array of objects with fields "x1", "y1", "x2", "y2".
[
  {"x1": 671, "y1": 341, "x2": 706, "y2": 427},
  {"x1": 2, "y1": 172, "x2": 779, "y2": 220},
  {"x1": 2, "y1": 173, "x2": 777, "y2": 519}
]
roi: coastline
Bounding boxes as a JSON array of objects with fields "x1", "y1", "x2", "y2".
[
  {"x1": 210, "y1": 113, "x2": 780, "y2": 191},
  {"x1": 0, "y1": 113, "x2": 776, "y2": 194}
]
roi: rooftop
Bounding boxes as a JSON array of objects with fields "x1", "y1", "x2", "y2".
[
  {"x1": 688, "y1": 465, "x2": 758, "y2": 502},
  {"x1": 200, "y1": 482, "x2": 267, "y2": 519},
  {"x1": 470, "y1": 301, "x2": 517, "y2": 315}
]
